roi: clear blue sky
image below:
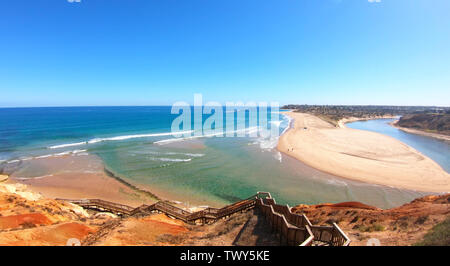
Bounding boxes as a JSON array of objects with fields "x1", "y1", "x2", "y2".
[{"x1": 1, "y1": 0, "x2": 449, "y2": 107}]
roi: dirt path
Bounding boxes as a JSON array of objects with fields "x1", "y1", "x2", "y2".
[
  {"x1": 82, "y1": 219, "x2": 122, "y2": 246},
  {"x1": 232, "y1": 209, "x2": 280, "y2": 246}
]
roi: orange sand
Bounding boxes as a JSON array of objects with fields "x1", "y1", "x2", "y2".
[{"x1": 0, "y1": 213, "x2": 52, "y2": 230}]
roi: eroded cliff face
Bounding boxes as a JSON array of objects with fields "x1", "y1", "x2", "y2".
[
  {"x1": 0, "y1": 182, "x2": 192, "y2": 246},
  {"x1": 0, "y1": 182, "x2": 94, "y2": 245},
  {"x1": 292, "y1": 194, "x2": 450, "y2": 246},
  {"x1": 1, "y1": 181, "x2": 448, "y2": 246}
]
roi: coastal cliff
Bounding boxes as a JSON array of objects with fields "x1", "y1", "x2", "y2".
[{"x1": 292, "y1": 194, "x2": 450, "y2": 246}]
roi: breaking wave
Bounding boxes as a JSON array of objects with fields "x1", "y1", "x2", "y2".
[
  {"x1": 48, "y1": 130, "x2": 194, "y2": 149},
  {"x1": 155, "y1": 127, "x2": 259, "y2": 145},
  {"x1": 5, "y1": 149, "x2": 88, "y2": 164},
  {"x1": 149, "y1": 157, "x2": 192, "y2": 162}
]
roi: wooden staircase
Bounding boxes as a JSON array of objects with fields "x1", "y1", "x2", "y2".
[{"x1": 57, "y1": 191, "x2": 351, "y2": 246}]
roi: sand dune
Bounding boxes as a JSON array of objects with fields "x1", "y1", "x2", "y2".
[{"x1": 277, "y1": 112, "x2": 450, "y2": 193}]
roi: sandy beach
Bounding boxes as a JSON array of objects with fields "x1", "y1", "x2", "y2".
[
  {"x1": 277, "y1": 112, "x2": 450, "y2": 193},
  {"x1": 6, "y1": 153, "x2": 219, "y2": 209}
]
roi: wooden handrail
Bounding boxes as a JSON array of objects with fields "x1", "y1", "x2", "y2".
[
  {"x1": 254, "y1": 192, "x2": 350, "y2": 246},
  {"x1": 332, "y1": 223, "x2": 351, "y2": 246},
  {"x1": 256, "y1": 198, "x2": 314, "y2": 246},
  {"x1": 58, "y1": 191, "x2": 350, "y2": 246},
  {"x1": 57, "y1": 196, "x2": 257, "y2": 223},
  {"x1": 300, "y1": 225, "x2": 314, "y2": 246}
]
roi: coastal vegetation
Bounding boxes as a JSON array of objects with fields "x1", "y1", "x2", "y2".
[
  {"x1": 292, "y1": 194, "x2": 450, "y2": 246},
  {"x1": 415, "y1": 216, "x2": 450, "y2": 246},
  {"x1": 395, "y1": 113, "x2": 450, "y2": 136},
  {"x1": 281, "y1": 105, "x2": 449, "y2": 126},
  {"x1": 356, "y1": 223, "x2": 386, "y2": 233}
]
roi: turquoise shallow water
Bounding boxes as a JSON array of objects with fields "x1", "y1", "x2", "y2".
[
  {"x1": 0, "y1": 107, "x2": 437, "y2": 209},
  {"x1": 346, "y1": 118, "x2": 450, "y2": 173}
]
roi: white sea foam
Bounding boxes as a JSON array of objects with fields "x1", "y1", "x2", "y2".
[
  {"x1": 165, "y1": 152, "x2": 205, "y2": 157},
  {"x1": 255, "y1": 137, "x2": 279, "y2": 150},
  {"x1": 251, "y1": 114, "x2": 292, "y2": 162},
  {"x1": 270, "y1": 120, "x2": 282, "y2": 127},
  {"x1": 48, "y1": 130, "x2": 194, "y2": 149},
  {"x1": 326, "y1": 179, "x2": 348, "y2": 186},
  {"x1": 14, "y1": 174, "x2": 54, "y2": 180},
  {"x1": 72, "y1": 149, "x2": 87, "y2": 154},
  {"x1": 183, "y1": 153, "x2": 205, "y2": 157},
  {"x1": 280, "y1": 115, "x2": 292, "y2": 136},
  {"x1": 149, "y1": 157, "x2": 192, "y2": 162},
  {"x1": 273, "y1": 151, "x2": 282, "y2": 162},
  {"x1": 48, "y1": 142, "x2": 87, "y2": 149},
  {"x1": 154, "y1": 127, "x2": 259, "y2": 145},
  {"x1": 143, "y1": 151, "x2": 205, "y2": 157},
  {"x1": 6, "y1": 149, "x2": 88, "y2": 164},
  {"x1": 35, "y1": 154, "x2": 54, "y2": 159},
  {"x1": 280, "y1": 114, "x2": 292, "y2": 136}
]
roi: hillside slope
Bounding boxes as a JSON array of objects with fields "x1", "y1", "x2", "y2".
[
  {"x1": 292, "y1": 194, "x2": 450, "y2": 246},
  {"x1": 396, "y1": 114, "x2": 450, "y2": 136}
]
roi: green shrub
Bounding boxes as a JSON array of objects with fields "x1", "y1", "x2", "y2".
[
  {"x1": 358, "y1": 223, "x2": 385, "y2": 232},
  {"x1": 415, "y1": 217, "x2": 450, "y2": 246},
  {"x1": 415, "y1": 216, "x2": 428, "y2": 225}
]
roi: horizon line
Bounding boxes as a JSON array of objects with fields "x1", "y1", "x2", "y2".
[{"x1": 0, "y1": 104, "x2": 449, "y2": 109}]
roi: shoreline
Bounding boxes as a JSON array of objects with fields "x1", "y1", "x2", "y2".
[
  {"x1": 337, "y1": 115, "x2": 398, "y2": 129},
  {"x1": 389, "y1": 120, "x2": 450, "y2": 143},
  {"x1": 277, "y1": 112, "x2": 450, "y2": 193},
  {"x1": 6, "y1": 154, "x2": 160, "y2": 208},
  {"x1": 103, "y1": 167, "x2": 160, "y2": 201},
  {"x1": 6, "y1": 153, "x2": 222, "y2": 211}
]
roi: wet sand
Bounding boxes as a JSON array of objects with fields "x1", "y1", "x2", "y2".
[
  {"x1": 277, "y1": 112, "x2": 450, "y2": 193},
  {"x1": 8, "y1": 154, "x2": 158, "y2": 207}
]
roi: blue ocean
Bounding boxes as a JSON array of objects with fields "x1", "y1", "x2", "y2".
[{"x1": 0, "y1": 107, "x2": 435, "y2": 208}]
